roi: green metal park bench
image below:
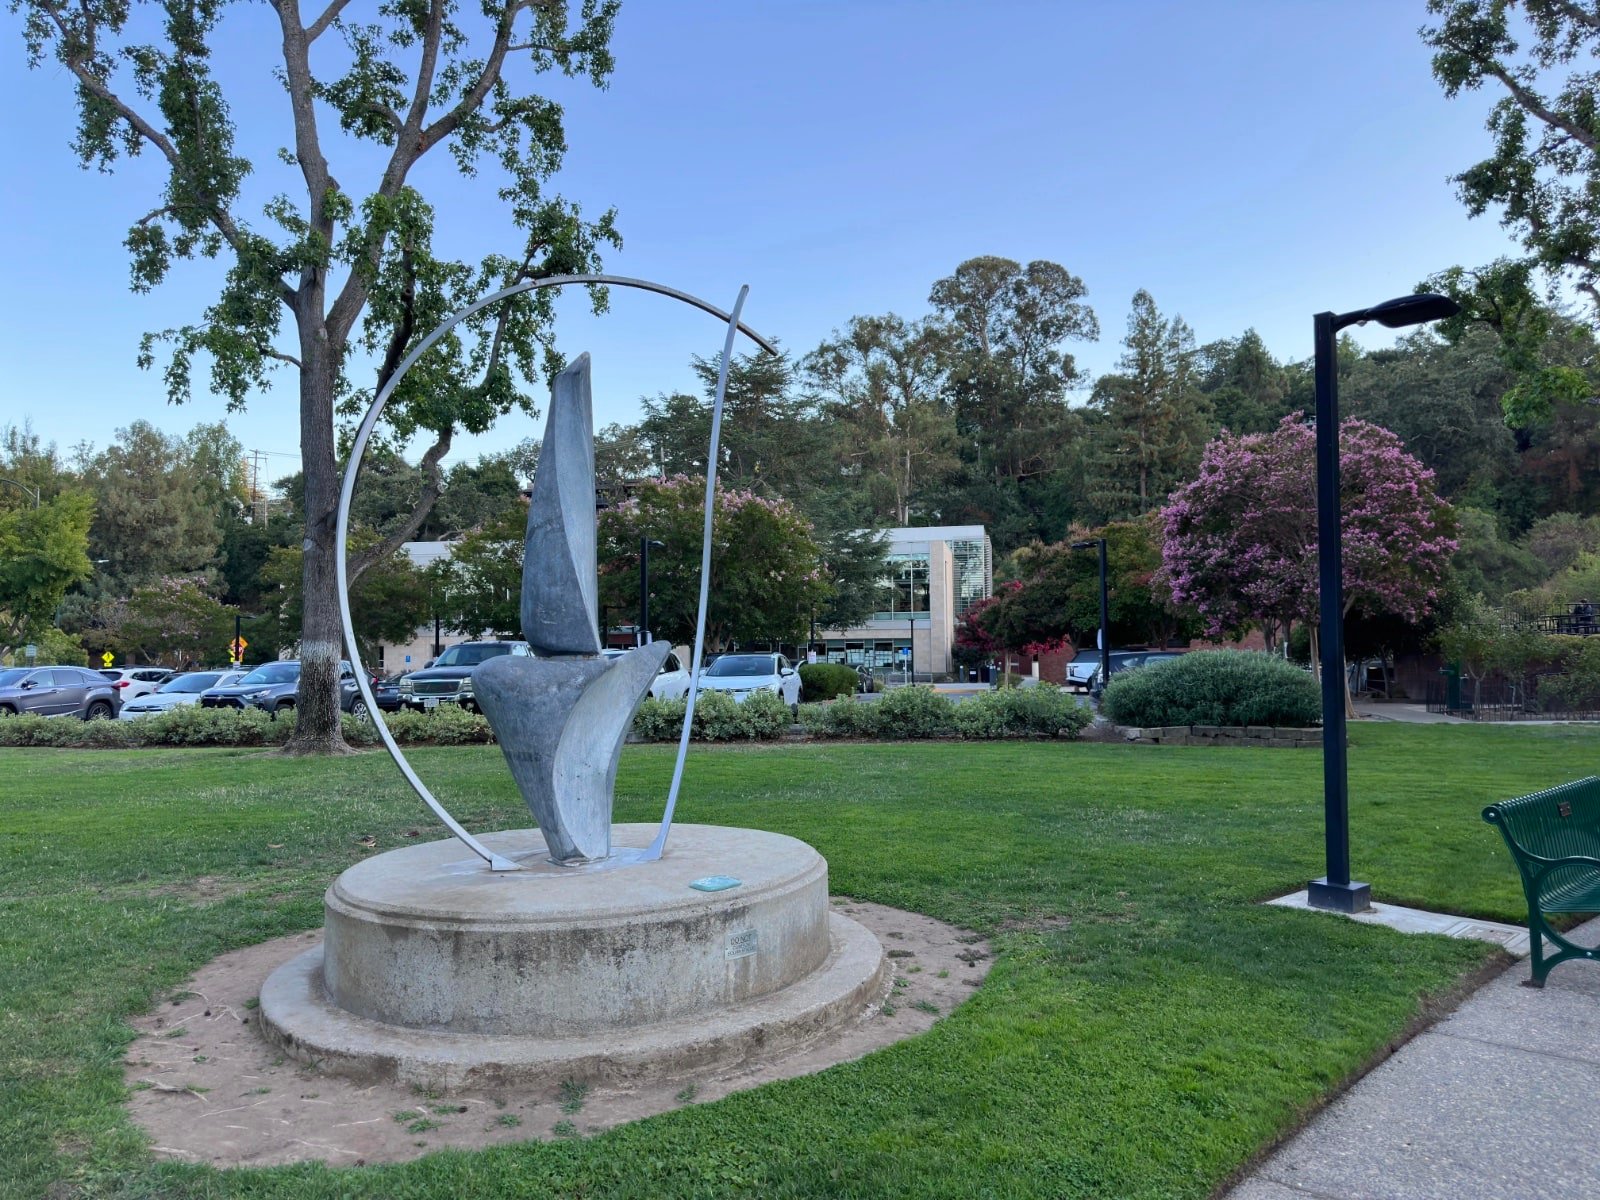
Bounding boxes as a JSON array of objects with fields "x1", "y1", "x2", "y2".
[{"x1": 1483, "y1": 777, "x2": 1600, "y2": 987}]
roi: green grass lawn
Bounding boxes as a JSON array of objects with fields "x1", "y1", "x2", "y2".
[{"x1": 1, "y1": 723, "x2": 1591, "y2": 1199}]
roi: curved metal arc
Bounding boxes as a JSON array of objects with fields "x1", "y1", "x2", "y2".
[
  {"x1": 336, "y1": 274, "x2": 774, "y2": 871},
  {"x1": 646, "y1": 285, "x2": 749, "y2": 862}
]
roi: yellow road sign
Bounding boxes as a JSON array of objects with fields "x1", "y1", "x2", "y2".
[
  {"x1": 230, "y1": 636, "x2": 248, "y2": 660},
  {"x1": 101, "y1": 651, "x2": 114, "y2": 667}
]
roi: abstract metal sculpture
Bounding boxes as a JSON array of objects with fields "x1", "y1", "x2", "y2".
[
  {"x1": 473, "y1": 354, "x2": 671, "y2": 863},
  {"x1": 334, "y1": 275, "x2": 775, "y2": 871}
]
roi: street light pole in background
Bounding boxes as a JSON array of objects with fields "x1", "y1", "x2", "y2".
[
  {"x1": 639, "y1": 538, "x2": 665, "y2": 646},
  {"x1": 1307, "y1": 292, "x2": 1459, "y2": 915},
  {"x1": 1071, "y1": 538, "x2": 1110, "y2": 691},
  {"x1": 0, "y1": 478, "x2": 41, "y2": 508}
]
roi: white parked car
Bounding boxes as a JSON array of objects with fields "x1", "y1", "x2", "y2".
[
  {"x1": 603, "y1": 647, "x2": 691, "y2": 700},
  {"x1": 697, "y1": 653, "x2": 801, "y2": 706},
  {"x1": 99, "y1": 667, "x2": 174, "y2": 702},
  {"x1": 118, "y1": 670, "x2": 247, "y2": 719}
]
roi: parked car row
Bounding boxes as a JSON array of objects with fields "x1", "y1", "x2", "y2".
[
  {"x1": 393, "y1": 641, "x2": 698, "y2": 712},
  {"x1": 118, "y1": 669, "x2": 247, "y2": 718},
  {"x1": 1065, "y1": 648, "x2": 1185, "y2": 695},
  {"x1": 2, "y1": 644, "x2": 793, "y2": 723},
  {"x1": 199, "y1": 660, "x2": 372, "y2": 717}
]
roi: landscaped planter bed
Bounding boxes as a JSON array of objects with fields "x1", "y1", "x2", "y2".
[{"x1": 1117, "y1": 724, "x2": 1322, "y2": 748}]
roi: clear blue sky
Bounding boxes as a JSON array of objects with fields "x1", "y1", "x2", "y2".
[{"x1": 0, "y1": 1, "x2": 1521, "y2": 479}]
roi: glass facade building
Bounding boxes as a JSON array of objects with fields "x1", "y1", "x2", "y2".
[{"x1": 816, "y1": 525, "x2": 991, "y2": 679}]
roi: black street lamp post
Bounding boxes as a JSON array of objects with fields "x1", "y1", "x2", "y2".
[
  {"x1": 1308, "y1": 293, "x2": 1459, "y2": 915},
  {"x1": 639, "y1": 538, "x2": 665, "y2": 646},
  {"x1": 1071, "y1": 538, "x2": 1110, "y2": 693}
]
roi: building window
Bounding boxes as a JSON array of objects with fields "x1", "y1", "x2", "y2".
[
  {"x1": 949, "y1": 537, "x2": 992, "y2": 617},
  {"x1": 875, "y1": 554, "x2": 931, "y2": 621}
]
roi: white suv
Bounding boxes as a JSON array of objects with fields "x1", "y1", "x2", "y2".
[
  {"x1": 603, "y1": 647, "x2": 691, "y2": 700},
  {"x1": 99, "y1": 667, "x2": 173, "y2": 702}
]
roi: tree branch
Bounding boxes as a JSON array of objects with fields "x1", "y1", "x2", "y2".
[
  {"x1": 1551, "y1": 3, "x2": 1600, "y2": 36},
  {"x1": 36, "y1": 2, "x2": 294, "y2": 307},
  {"x1": 348, "y1": 425, "x2": 452, "y2": 582},
  {"x1": 271, "y1": 0, "x2": 335, "y2": 308},
  {"x1": 418, "y1": 0, "x2": 534, "y2": 152},
  {"x1": 304, "y1": 0, "x2": 353, "y2": 43},
  {"x1": 325, "y1": 0, "x2": 448, "y2": 346},
  {"x1": 1484, "y1": 59, "x2": 1600, "y2": 152}
]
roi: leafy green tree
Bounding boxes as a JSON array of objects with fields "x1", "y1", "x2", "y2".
[
  {"x1": 116, "y1": 577, "x2": 237, "y2": 666},
  {"x1": 1425, "y1": 2, "x2": 1600, "y2": 312},
  {"x1": 1525, "y1": 512, "x2": 1600, "y2": 575},
  {"x1": 1, "y1": 422, "x2": 74, "y2": 509},
  {"x1": 597, "y1": 477, "x2": 830, "y2": 651},
  {"x1": 1196, "y1": 329, "x2": 1292, "y2": 435},
  {"x1": 979, "y1": 518, "x2": 1198, "y2": 654},
  {"x1": 637, "y1": 352, "x2": 827, "y2": 507},
  {"x1": 81, "y1": 422, "x2": 223, "y2": 590},
  {"x1": 594, "y1": 423, "x2": 654, "y2": 484},
  {"x1": 261, "y1": 542, "x2": 431, "y2": 663},
  {"x1": 16, "y1": 0, "x2": 621, "y2": 751},
  {"x1": 0, "y1": 490, "x2": 95, "y2": 660},
  {"x1": 1084, "y1": 291, "x2": 1211, "y2": 518},
  {"x1": 929, "y1": 257, "x2": 1098, "y2": 547},
  {"x1": 805, "y1": 314, "x2": 957, "y2": 525},
  {"x1": 1449, "y1": 507, "x2": 1547, "y2": 602},
  {"x1": 430, "y1": 511, "x2": 525, "y2": 639}
]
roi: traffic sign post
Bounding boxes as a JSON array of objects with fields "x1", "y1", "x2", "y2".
[
  {"x1": 229, "y1": 636, "x2": 249, "y2": 665},
  {"x1": 101, "y1": 651, "x2": 114, "y2": 668}
]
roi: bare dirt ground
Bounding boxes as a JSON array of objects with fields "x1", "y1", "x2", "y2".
[{"x1": 123, "y1": 899, "x2": 992, "y2": 1167}]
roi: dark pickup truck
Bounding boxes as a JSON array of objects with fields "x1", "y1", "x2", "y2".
[{"x1": 396, "y1": 641, "x2": 531, "y2": 712}]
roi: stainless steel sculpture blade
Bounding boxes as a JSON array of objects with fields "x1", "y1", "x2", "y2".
[
  {"x1": 523, "y1": 353, "x2": 601, "y2": 657},
  {"x1": 474, "y1": 643, "x2": 670, "y2": 863}
]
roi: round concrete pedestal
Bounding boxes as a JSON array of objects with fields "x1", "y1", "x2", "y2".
[{"x1": 259, "y1": 824, "x2": 889, "y2": 1091}]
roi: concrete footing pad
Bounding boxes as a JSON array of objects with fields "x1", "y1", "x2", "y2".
[
  {"x1": 260, "y1": 909, "x2": 890, "y2": 1092},
  {"x1": 1265, "y1": 889, "x2": 1531, "y2": 956},
  {"x1": 259, "y1": 824, "x2": 892, "y2": 1092}
]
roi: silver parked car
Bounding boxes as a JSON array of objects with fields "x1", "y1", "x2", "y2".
[
  {"x1": 119, "y1": 670, "x2": 247, "y2": 719},
  {"x1": 0, "y1": 666, "x2": 122, "y2": 719}
]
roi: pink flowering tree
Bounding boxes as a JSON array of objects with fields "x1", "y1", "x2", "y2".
[
  {"x1": 1159, "y1": 416, "x2": 1456, "y2": 656},
  {"x1": 598, "y1": 476, "x2": 831, "y2": 651}
]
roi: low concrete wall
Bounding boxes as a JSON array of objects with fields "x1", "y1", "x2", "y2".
[{"x1": 1117, "y1": 724, "x2": 1322, "y2": 748}]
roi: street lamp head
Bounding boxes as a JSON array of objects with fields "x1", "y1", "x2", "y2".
[
  {"x1": 1069, "y1": 540, "x2": 1100, "y2": 551},
  {"x1": 1341, "y1": 293, "x2": 1461, "y2": 331},
  {"x1": 647, "y1": 539, "x2": 665, "y2": 550}
]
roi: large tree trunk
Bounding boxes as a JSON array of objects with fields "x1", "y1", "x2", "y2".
[{"x1": 286, "y1": 323, "x2": 350, "y2": 755}]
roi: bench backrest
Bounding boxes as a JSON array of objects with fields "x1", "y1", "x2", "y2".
[{"x1": 1483, "y1": 776, "x2": 1600, "y2": 863}]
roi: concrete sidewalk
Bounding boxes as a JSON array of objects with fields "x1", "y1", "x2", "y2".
[
  {"x1": 1353, "y1": 699, "x2": 1466, "y2": 724},
  {"x1": 1226, "y1": 915, "x2": 1600, "y2": 1200}
]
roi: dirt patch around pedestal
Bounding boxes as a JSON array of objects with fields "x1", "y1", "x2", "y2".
[{"x1": 123, "y1": 899, "x2": 990, "y2": 1168}]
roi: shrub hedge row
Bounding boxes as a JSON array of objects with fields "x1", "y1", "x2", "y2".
[
  {"x1": 800, "y1": 685, "x2": 1091, "y2": 741},
  {"x1": 631, "y1": 689, "x2": 792, "y2": 741},
  {"x1": 0, "y1": 705, "x2": 483, "y2": 748},
  {"x1": 1, "y1": 685, "x2": 1094, "y2": 748},
  {"x1": 798, "y1": 662, "x2": 859, "y2": 702},
  {"x1": 1101, "y1": 650, "x2": 1321, "y2": 728}
]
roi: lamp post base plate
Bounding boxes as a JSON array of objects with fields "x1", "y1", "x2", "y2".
[{"x1": 1307, "y1": 878, "x2": 1371, "y2": 913}]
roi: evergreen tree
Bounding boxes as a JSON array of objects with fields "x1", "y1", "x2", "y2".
[{"x1": 1084, "y1": 291, "x2": 1211, "y2": 519}]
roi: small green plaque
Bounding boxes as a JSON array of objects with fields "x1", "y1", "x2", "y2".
[{"x1": 690, "y1": 875, "x2": 742, "y2": 892}]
